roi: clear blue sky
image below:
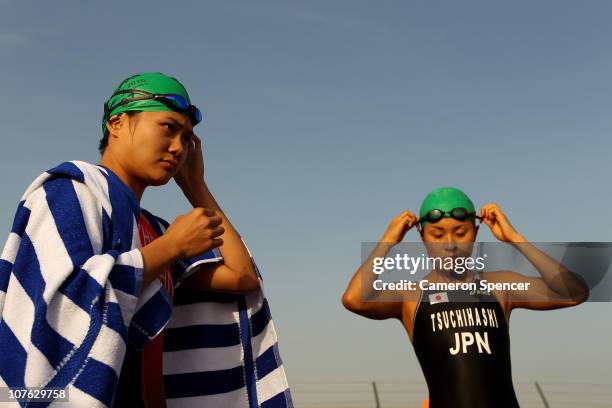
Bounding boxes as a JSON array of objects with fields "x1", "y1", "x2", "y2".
[{"x1": 1, "y1": 0, "x2": 611, "y2": 391}]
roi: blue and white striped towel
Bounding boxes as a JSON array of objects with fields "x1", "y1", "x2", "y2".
[
  {"x1": 145, "y1": 214, "x2": 293, "y2": 408},
  {"x1": 163, "y1": 290, "x2": 293, "y2": 408},
  {"x1": 0, "y1": 160, "x2": 292, "y2": 407}
]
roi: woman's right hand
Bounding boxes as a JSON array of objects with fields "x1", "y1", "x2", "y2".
[
  {"x1": 381, "y1": 210, "x2": 418, "y2": 244},
  {"x1": 163, "y1": 207, "x2": 224, "y2": 259}
]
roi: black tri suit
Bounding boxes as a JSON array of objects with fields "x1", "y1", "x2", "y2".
[{"x1": 412, "y1": 272, "x2": 521, "y2": 408}]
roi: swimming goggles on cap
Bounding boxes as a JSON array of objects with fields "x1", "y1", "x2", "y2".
[
  {"x1": 418, "y1": 207, "x2": 482, "y2": 225},
  {"x1": 104, "y1": 89, "x2": 202, "y2": 125}
]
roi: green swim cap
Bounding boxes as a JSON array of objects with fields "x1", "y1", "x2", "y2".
[
  {"x1": 102, "y1": 72, "x2": 192, "y2": 135},
  {"x1": 419, "y1": 187, "x2": 476, "y2": 228}
]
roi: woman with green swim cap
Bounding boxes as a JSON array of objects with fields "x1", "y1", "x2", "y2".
[
  {"x1": 342, "y1": 187, "x2": 589, "y2": 408},
  {"x1": 101, "y1": 73, "x2": 291, "y2": 407}
]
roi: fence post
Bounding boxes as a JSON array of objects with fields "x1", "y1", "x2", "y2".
[
  {"x1": 372, "y1": 381, "x2": 381, "y2": 408},
  {"x1": 534, "y1": 381, "x2": 550, "y2": 408}
]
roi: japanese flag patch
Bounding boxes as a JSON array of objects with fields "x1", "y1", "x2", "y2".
[{"x1": 429, "y1": 292, "x2": 449, "y2": 304}]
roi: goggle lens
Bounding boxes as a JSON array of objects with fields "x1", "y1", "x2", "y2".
[
  {"x1": 426, "y1": 209, "x2": 444, "y2": 223},
  {"x1": 190, "y1": 106, "x2": 203, "y2": 125},
  {"x1": 450, "y1": 207, "x2": 468, "y2": 220},
  {"x1": 158, "y1": 94, "x2": 202, "y2": 125},
  {"x1": 161, "y1": 94, "x2": 189, "y2": 110}
]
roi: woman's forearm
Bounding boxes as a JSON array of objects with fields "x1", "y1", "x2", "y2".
[
  {"x1": 513, "y1": 241, "x2": 589, "y2": 298},
  {"x1": 343, "y1": 242, "x2": 394, "y2": 308},
  {"x1": 139, "y1": 235, "x2": 177, "y2": 291},
  {"x1": 186, "y1": 183, "x2": 258, "y2": 280}
]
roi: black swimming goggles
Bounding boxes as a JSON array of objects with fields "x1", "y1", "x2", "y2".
[
  {"x1": 104, "y1": 89, "x2": 203, "y2": 125},
  {"x1": 418, "y1": 207, "x2": 482, "y2": 225}
]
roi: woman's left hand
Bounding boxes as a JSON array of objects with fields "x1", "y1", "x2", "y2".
[
  {"x1": 174, "y1": 134, "x2": 205, "y2": 200},
  {"x1": 480, "y1": 203, "x2": 525, "y2": 243}
]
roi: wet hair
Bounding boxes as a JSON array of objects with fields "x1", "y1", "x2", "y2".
[{"x1": 98, "y1": 111, "x2": 141, "y2": 155}]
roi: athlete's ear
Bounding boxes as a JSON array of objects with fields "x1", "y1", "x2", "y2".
[
  {"x1": 106, "y1": 115, "x2": 122, "y2": 139},
  {"x1": 473, "y1": 224, "x2": 479, "y2": 238},
  {"x1": 106, "y1": 114, "x2": 129, "y2": 139}
]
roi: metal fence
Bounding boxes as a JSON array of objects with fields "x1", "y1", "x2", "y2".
[{"x1": 290, "y1": 381, "x2": 612, "y2": 407}]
